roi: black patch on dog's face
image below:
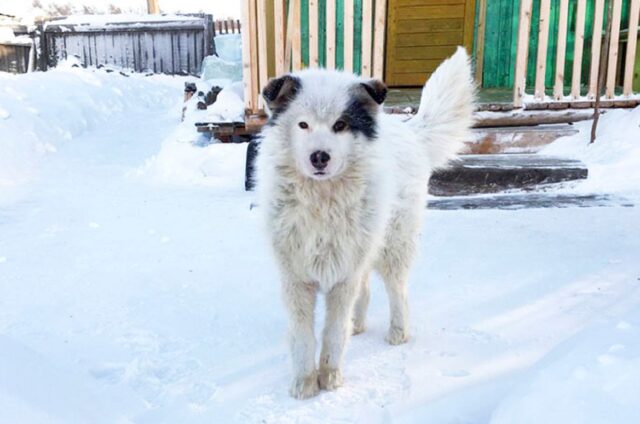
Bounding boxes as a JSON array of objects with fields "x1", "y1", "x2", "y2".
[
  {"x1": 340, "y1": 79, "x2": 387, "y2": 139},
  {"x1": 262, "y1": 75, "x2": 301, "y2": 124},
  {"x1": 340, "y1": 99, "x2": 377, "y2": 139}
]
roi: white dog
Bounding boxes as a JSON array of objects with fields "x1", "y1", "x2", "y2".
[{"x1": 255, "y1": 48, "x2": 475, "y2": 399}]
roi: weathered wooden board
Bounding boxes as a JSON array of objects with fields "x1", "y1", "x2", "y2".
[{"x1": 43, "y1": 15, "x2": 213, "y2": 75}]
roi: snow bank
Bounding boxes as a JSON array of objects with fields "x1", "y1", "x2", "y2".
[
  {"x1": 542, "y1": 106, "x2": 640, "y2": 197},
  {"x1": 0, "y1": 64, "x2": 185, "y2": 200},
  {"x1": 491, "y1": 307, "x2": 640, "y2": 424}
]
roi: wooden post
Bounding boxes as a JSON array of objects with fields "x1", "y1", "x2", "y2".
[
  {"x1": 309, "y1": 0, "x2": 319, "y2": 67},
  {"x1": 588, "y1": 0, "x2": 605, "y2": 98},
  {"x1": 147, "y1": 0, "x2": 159, "y2": 14},
  {"x1": 257, "y1": 0, "x2": 269, "y2": 104},
  {"x1": 534, "y1": 0, "x2": 551, "y2": 100},
  {"x1": 623, "y1": 0, "x2": 640, "y2": 96},
  {"x1": 475, "y1": 0, "x2": 487, "y2": 85},
  {"x1": 241, "y1": 0, "x2": 258, "y2": 114},
  {"x1": 605, "y1": 0, "x2": 623, "y2": 98},
  {"x1": 326, "y1": 0, "x2": 337, "y2": 69},
  {"x1": 344, "y1": 0, "x2": 354, "y2": 72},
  {"x1": 361, "y1": 0, "x2": 373, "y2": 78},
  {"x1": 513, "y1": 0, "x2": 533, "y2": 108},
  {"x1": 592, "y1": 0, "x2": 614, "y2": 143},
  {"x1": 372, "y1": 0, "x2": 387, "y2": 80},
  {"x1": 274, "y1": 0, "x2": 286, "y2": 75},
  {"x1": 554, "y1": 0, "x2": 569, "y2": 100},
  {"x1": 291, "y1": 0, "x2": 302, "y2": 71},
  {"x1": 571, "y1": 0, "x2": 586, "y2": 99}
]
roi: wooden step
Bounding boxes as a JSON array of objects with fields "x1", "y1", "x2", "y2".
[
  {"x1": 429, "y1": 154, "x2": 588, "y2": 196},
  {"x1": 428, "y1": 193, "x2": 633, "y2": 210}
]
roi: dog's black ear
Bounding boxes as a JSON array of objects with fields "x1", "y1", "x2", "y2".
[
  {"x1": 262, "y1": 75, "x2": 301, "y2": 113},
  {"x1": 360, "y1": 79, "x2": 387, "y2": 105}
]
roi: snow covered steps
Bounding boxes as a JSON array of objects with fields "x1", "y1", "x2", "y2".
[
  {"x1": 429, "y1": 154, "x2": 588, "y2": 197},
  {"x1": 427, "y1": 193, "x2": 633, "y2": 210}
]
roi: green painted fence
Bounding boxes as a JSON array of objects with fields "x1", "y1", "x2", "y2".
[
  {"x1": 481, "y1": 0, "x2": 631, "y2": 92},
  {"x1": 298, "y1": 0, "x2": 365, "y2": 72}
]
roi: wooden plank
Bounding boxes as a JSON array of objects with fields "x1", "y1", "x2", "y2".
[
  {"x1": 285, "y1": 0, "x2": 295, "y2": 70},
  {"x1": 309, "y1": 0, "x2": 319, "y2": 67},
  {"x1": 373, "y1": 0, "x2": 387, "y2": 80},
  {"x1": 396, "y1": 18, "x2": 463, "y2": 33},
  {"x1": 553, "y1": 0, "x2": 569, "y2": 99},
  {"x1": 274, "y1": 0, "x2": 286, "y2": 75},
  {"x1": 257, "y1": 0, "x2": 269, "y2": 99},
  {"x1": 475, "y1": 0, "x2": 487, "y2": 84},
  {"x1": 513, "y1": 0, "x2": 533, "y2": 107},
  {"x1": 291, "y1": 0, "x2": 302, "y2": 70},
  {"x1": 395, "y1": 45, "x2": 457, "y2": 60},
  {"x1": 344, "y1": 0, "x2": 354, "y2": 72},
  {"x1": 623, "y1": 0, "x2": 640, "y2": 95},
  {"x1": 396, "y1": 31, "x2": 462, "y2": 46},
  {"x1": 588, "y1": 0, "x2": 605, "y2": 98},
  {"x1": 391, "y1": 59, "x2": 443, "y2": 73},
  {"x1": 570, "y1": 0, "x2": 586, "y2": 99},
  {"x1": 241, "y1": 0, "x2": 257, "y2": 113},
  {"x1": 395, "y1": 5, "x2": 464, "y2": 19},
  {"x1": 606, "y1": 0, "x2": 623, "y2": 98},
  {"x1": 534, "y1": 0, "x2": 550, "y2": 100},
  {"x1": 327, "y1": 0, "x2": 337, "y2": 69},
  {"x1": 361, "y1": 0, "x2": 373, "y2": 77},
  {"x1": 462, "y1": 0, "x2": 476, "y2": 53}
]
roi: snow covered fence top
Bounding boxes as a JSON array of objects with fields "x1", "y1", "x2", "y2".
[{"x1": 39, "y1": 13, "x2": 214, "y2": 76}]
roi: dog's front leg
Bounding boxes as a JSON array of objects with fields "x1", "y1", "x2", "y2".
[
  {"x1": 319, "y1": 280, "x2": 358, "y2": 391},
  {"x1": 283, "y1": 280, "x2": 320, "y2": 399}
]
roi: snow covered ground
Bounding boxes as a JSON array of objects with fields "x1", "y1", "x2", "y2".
[{"x1": 1, "y1": 67, "x2": 639, "y2": 423}]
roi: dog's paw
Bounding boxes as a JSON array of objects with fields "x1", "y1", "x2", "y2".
[
  {"x1": 289, "y1": 371, "x2": 320, "y2": 399},
  {"x1": 386, "y1": 326, "x2": 409, "y2": 345},
  {"x1": 352, "y1": 321, "x2": 366, "y2": 335},
  {"x1": 318, "y1": 367, "x2": 343, "y2": 391}
]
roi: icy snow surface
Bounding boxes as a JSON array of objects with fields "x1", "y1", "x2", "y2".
[{"x1": 1, "y1": 68, "x2": 639, "y2": 423}]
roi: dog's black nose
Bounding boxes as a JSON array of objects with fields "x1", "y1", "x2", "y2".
[{"x1": 310, "y1": 151, "x2": 331, "y2": 170}]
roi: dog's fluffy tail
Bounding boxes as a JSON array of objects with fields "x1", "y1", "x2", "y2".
[{"x1": 408, "y1": 46, "x2": 476, "y2": 170}]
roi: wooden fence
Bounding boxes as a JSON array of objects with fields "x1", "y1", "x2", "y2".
[
  {"x1": 215, "y1": 18, "x2": 241, "y2": 34},
  {"x1": 241, "y1": 0, "x2": 387, "y2": 116},
  {"x1": 514, "y1": 0, "x2": 640, "y2": 107},
  {"x1": 41, "y1": 14, "x2": 214, "y2": 75},
  {"x1": 0, "y1": 41, "x2": 32, "y2": 74}
]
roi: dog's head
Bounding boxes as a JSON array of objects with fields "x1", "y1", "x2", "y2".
[{"x1": 262, "y1": 69, "x2": 387, "y2": 181}]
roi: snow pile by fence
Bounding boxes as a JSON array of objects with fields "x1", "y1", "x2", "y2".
[
  {"x1": 0, "y1": 63, "x2": 185, "y2": 200},
  {"x1": 542, "y1": 106, "x2": 640, "y2": 197}
]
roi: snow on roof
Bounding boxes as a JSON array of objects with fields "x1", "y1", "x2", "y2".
[{"x1": 43, "y1": 13, "x2": 204, "y2": 31}]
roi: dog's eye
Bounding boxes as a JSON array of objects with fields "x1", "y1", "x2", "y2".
[
  {"x1": 298, "y1": 121, "x2": 309, "y2": 129},
  {"x1": 332, "y1": 120, "x2": 347, "y2": 132}
]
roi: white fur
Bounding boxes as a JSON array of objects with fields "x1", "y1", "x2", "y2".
[{"x1": 255, "y1": 48, "x2": 475, "y2": 399}]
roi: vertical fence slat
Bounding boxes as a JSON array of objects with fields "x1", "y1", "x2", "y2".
[
  {"x1": 242, "y1": 0, "x2": 255, "y2": 112},
  {"x1": 361, "y1": 0, "x2": 373, "y2": 77},
  {"x1": 274, "y1": 0, "x2": 286, "y2": 75},
  {"x1": 534, "y1": 0, "x2": 551, "y2": 99},
  {"x1": 257, "y1": 0, "x2": 269, "y2": 106},
  {"x1": 623, "y1": 0, "x2": 640, "y2": 95},
  {"x1": 554, "y1": 0, "x2": 569, "y2": 100},
  {"x1": 571, "y1": 0, "x2": 586, "y2": 99},
  {"x1": 309, "y1": 0, "x2": 319, "y2": 67},
  {"x1": 344, "y1": 0, "x2": 354, "y2": 72},
  {"x1": 475, "y1": 0, "x2": 487, "y2": 84},
  {"x1": 292, "y1": 0, "x2": 302, "y2": 71},
  {"x1": 588, "y1": 0, "x2": 605, "y2": 98},
  {"x1": 606, "y1": 0, "x2": 623, "y2": 98},
  {"x1": 326, "y1": 0, "x2": 336, "y2": 69},
  {"x1": 513, "y1": 0, "x2": 533, "y2": 107},
  {"x1": 372, "y1": 0, "x2": 387, "y2": 80}
]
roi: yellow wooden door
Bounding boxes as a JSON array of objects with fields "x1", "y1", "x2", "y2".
[{"x1": 385, "y1": 0, "x2": 477, "y2": 87}]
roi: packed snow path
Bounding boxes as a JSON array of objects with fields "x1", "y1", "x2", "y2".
[{"x1": 1, "y1": 69, "x2": 639, "y2": 423}]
